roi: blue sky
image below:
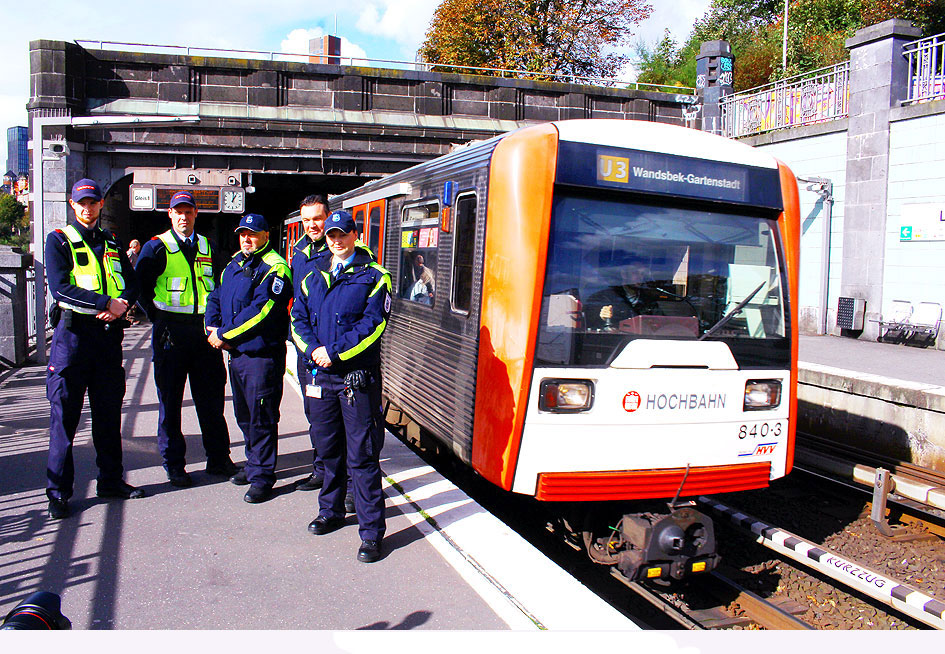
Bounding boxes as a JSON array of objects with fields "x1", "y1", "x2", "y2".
[{"x1": 3, "y1": 0, "x2": 710, "y2": 133}]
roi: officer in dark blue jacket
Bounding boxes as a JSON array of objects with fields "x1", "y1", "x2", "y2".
[
  {"x1": 291, "y1": 210, "x2": 392, "y2": 563},
  {"x1": 206, "y1": 214, "x2": 292, "y2": 503},
  {"x1": 290, "y1": 194, "x2": 365, "y2": 511},
  {"x1": 290, "y1": 194, "x2": 329, "y2": 491},
  {"x1": 44, "y1": 178, "x2": 146, "y2": 520}
]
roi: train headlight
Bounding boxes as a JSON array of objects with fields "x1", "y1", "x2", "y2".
[
  {"x1": 743, "y1": 379, "x2": 782, "y2": 411},
  {"x1": 539, "y1": 379, "x2": 594, "y2": 412}
]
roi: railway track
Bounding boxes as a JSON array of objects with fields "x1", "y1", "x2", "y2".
[
  {"x1": 796, "y1": 431, "x2": 945, "y2": 532},
  {"x1": 700, "y1": 495, "x2": 945, "y2": 629},
  {"x1": 613, "y1": 568, "x2": 812, "y2": 629},
  {"x1": 390, "y1": 424, "x2": 945, "y2": 629}
]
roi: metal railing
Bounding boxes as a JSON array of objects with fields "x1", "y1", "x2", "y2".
[
  {"x1": 25, "y1": 267, "x2": 50, "y2": 355},
  {"x1": 720, "y1": 61, "x2": 850, "y2": 138},
  {"x1": 74, "y1": 40, "x2": 695, "y2": 95},
  {"x1": 903, "y1": 31, "x2": 945, "y2": 104}
]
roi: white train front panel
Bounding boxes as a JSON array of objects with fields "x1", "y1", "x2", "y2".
[{"x1": 512, "y1": 340, "x2": 791, "y2": 496}]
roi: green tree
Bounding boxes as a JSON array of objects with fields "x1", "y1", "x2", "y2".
[
  {"x1": 419, "y1": 0, "x2": 654, "y2": 78},
  {"x1": 635, "y1": 0, "x2": 945, "y2": 92},
  {"x1": 0, "y1": 194, "x2": 29, "y2": 249}
]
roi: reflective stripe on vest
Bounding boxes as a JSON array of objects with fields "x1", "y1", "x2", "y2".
[
  {"x1": 152, "y1": 230, "x2": 215, "y2": 314},
  {"x1": 58, "y1": 224, "x2": 126, "y2": 315}
]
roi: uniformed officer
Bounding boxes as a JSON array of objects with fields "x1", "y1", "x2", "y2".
[
  {"x1": 291, "y1": 195, "x2": 358, "y2": 513},
  {"x1": 291, "y1": 194, "x2": 329, "y2": 491},
  {"x1": 205, "y1": 213, "x2": 292, "y2": 503},
  {"x1": 135, "y1": 190, "x2": 237, "y2": 487},
  {"x1": 290, "y1": 210, "x2": 392, "y2": 563},
  {"x1": 44, "y1": 178, "x2": 146, "y2": 519}
]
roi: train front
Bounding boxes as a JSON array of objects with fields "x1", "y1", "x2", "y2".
[{"x1": 475, "y1": 120, "x2": 800, "y2": 582}]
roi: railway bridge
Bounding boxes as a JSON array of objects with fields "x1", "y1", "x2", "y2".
[{"x1": 29, "y1": 39, "x2": 698, "y2": 250}]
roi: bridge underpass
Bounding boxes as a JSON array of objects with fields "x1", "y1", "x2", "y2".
[{"x1": 29, "y1": 38, "x2": 699, "y2": 255}]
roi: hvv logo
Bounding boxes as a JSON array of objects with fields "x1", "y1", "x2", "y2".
[{"x1": 739, "y1": 442, "x2": 777, "y2": 457}]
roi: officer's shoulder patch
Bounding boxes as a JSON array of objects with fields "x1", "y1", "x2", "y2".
[
  {"x1": 384, "y1": 292, "x2": 391, "y2": 314},
  {"x1": 271, "y1": 276, "x2": 285, "y2": 295}
]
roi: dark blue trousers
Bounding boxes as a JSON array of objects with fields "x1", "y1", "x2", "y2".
[
  {"x1": 229, "y1": 349, "x2": 284, "y2": 488},
  {"x1": 306, "y1": 369, "x2": 385, "y2": 541},
  {"x1": 152, "y1": 318, "x2": 230, "y2": 470},
  {"x1": 46, "y1": 320, "x2": 126, "y2": 501}
]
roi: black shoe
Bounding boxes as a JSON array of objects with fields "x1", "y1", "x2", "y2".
[
  {"x1": 96, "y1": 481, "x2": 147, "y2": 499},
  {"x1": 243, "y1": 485, "x2": 273, "y2": 504},
  {"x1": 344, "y1": 491, "x2": 356, "y2": 514},
  {"x1": 47, "y1": 498, "x2": 69, "y2": 520},
  {"x1": 295, "y1": 473, "x2": 323, "y2": 491},
  {"x1": 357, "y1": 539, "x2": 382, "y2": 563},
  {"x1": 307, "y1": 515, "x2": 345, "y2": 535},
  {"x1": 206, "y1": 458, "x2": 239, "y2": 477},
  {"x1": 167, "y1": 468, "x2": 193, "y2": 488},
  {"x1": 230, "y1": 469, "x2": 249, "y2": 486}
]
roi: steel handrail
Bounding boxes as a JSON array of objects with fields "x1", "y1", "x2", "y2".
[
  {"x1": 74, "y1": 39, "x2": 695, "y2": 95},
  {"x1": 902, "y1": 31, "x2": 945, "y2": 104}
]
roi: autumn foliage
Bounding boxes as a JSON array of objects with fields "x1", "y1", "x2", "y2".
[{"x1": 418, "y1": 0, "x2": 653, "y2": 79}]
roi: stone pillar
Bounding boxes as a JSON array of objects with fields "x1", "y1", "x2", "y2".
[
  {"x1": 696, "y1": 41, "x2": 734, "y2": 134},
  {"x1": 840, "y1": 19, "x2": 921, "y2": 338},
  {"x1": 0, "y1": 246, "x2": 34, "y2": 367}
]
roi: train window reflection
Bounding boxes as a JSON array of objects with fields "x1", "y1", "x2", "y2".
[
  {"x1": 537, "y1": 193, "x2": 787, "y2": 366},
  {"x1": 400, "y1": 203, "x2": 439, "y2": 306}
]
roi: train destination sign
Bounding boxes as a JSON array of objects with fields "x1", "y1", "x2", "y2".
[{"x1": 555, "y1": 141, "x2": 783, "y2": 211}]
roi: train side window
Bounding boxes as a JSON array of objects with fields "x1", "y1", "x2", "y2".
[
  {"x1": 400, "y1": 203, "x2": 440, "y2": 306},
  {"x1": 369, "y1": 205, "x2": 382, "y2": 256},
  {"x1": 354, "y1": 207, "x2": 366, "y2": 235},
  {"x1": 450, "y1": 194, "x2": 477, "y2": 314}
]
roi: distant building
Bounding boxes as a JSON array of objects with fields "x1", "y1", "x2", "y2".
[{"x1": 6, "y1": 126, "x2": 28, "y2": 177}]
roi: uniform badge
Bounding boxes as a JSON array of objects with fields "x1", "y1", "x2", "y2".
[
  {"x1": 384, "y1": 292, "x2": 391, "y2": 313},
  {"x1": 271, "y1": 276, "x2": 284, "y2": 295}
]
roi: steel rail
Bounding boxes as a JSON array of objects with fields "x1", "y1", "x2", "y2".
[
  {"x1": 608, "y1": 571, "x2": 705, "y2": 630},
  {"x1": 708, "y1": 571, "x2": 813, "y2": 630}
]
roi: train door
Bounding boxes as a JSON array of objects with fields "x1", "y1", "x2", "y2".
[
  {"x1": 282, "y1": 213, "x2": 300, "y2": 264},
  {"x1": 366, "y1": 200, "x2": 386, "y2": 260}
]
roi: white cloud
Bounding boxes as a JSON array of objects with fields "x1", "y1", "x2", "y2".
[
  {"x1": 637, "y1": 0, "x2": 712, "y2": 47},
  {"x1": 281, "y1": 27, "x2": 369, "y2": 63},
  {"x1": 356, "y1": 0, "x2": 441, "y2": 49}
]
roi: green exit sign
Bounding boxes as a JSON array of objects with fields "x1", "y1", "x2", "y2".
[{"x1": 900, "y1": 225, "x2": 913, "y2": 240}]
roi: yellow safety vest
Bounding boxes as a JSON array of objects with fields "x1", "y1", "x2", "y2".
[
  {"x1": 152, "y1": 230, "x2": 215, "y2": 314},
  {"x1": 59, "y1": 224, "x2": 125, "y2": 315}
]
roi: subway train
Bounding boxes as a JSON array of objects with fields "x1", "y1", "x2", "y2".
[{"x1": 285, "y1": 119, "x2": 801, "y2": 582}]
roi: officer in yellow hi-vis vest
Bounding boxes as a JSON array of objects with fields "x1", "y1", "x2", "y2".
[
  {"x1": 135, "y1": 190, "x2": 237, "y2": 488},
  {"x1": 44, "y1": 178, "x2": 146, "y2": 520}
]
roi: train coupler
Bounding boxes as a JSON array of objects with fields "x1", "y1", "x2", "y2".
[{"x1": 614, "y1": 504, "x2": 720, "y2": 582}]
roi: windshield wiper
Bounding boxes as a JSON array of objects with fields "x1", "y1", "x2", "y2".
[{"x1": 698, "y1": 281, "x2": 766, "y2": 341}]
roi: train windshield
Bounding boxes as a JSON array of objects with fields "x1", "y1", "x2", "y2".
[{"x1": 537, "y1": 192, "x2": 788, "y2": 368}]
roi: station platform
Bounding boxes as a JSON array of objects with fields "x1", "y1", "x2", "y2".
[
  {"x1": 0, "y1": 325, "x2": 639, "y2": 631},
  {"x1": 799, "y1": 334, "x2": 945, "y2": 388},
  {"x1": 797, "y1": 334, "x2": 945, "y2": 484}
]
